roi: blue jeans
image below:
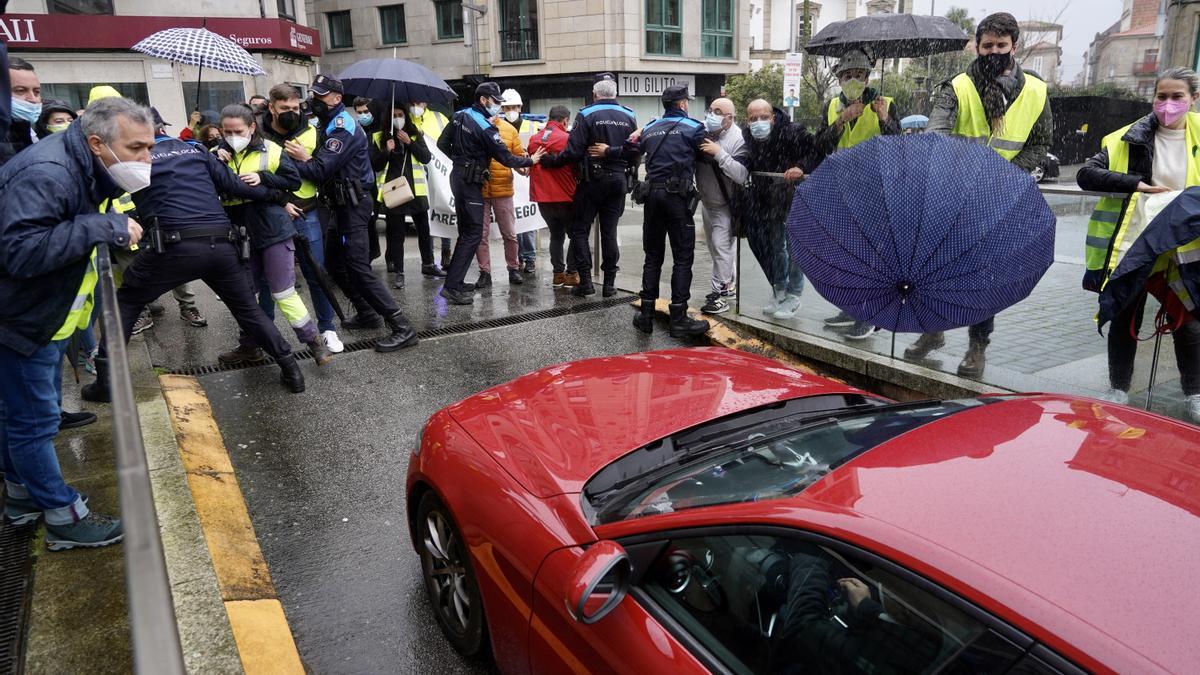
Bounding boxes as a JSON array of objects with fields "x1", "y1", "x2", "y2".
[
  {"x1": 261, "y1": 210, "x2": 337, "y2": 333},
  {"x1": 518, "y1": 231, "x2": 536, "y2": 264},
  {"x1": 0, "y1": 340, "x2": 88, "y2": 524}
]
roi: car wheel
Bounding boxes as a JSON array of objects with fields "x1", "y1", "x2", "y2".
[
  {"x1": 1030, "y1": 165, "x2": 1045, "y2": 182},
  {"x1": 417, "y1": 491, "x2": 488, "y2": 657}
]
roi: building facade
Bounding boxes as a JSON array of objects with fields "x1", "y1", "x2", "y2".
[
  {"x1": 305, "y1": 0, "x2": 751, "y2": 124},
  {"x1": 1017, "y1": 21, "x2": 1062, "y2": 84},
  {"x1": 1163, "y1": 0, "x2": 1200, "y2": 74},
  {"x1": 1082, "y1": 0, "x2": 1164, "y2": 97}
]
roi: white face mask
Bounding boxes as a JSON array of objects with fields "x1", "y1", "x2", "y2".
[
  {"x1": 504, "y1": 110, "x2": 521, "y2": 124},
  {"x1": 227, "y1": 135, "x2": 251, "y2": 153},
  {"x1": 104, "y1": 146, "x2": 152, "y2": 193},
  {"x1": 409, "y1": 105, "x2": 425, "y2": 118},
  {"x1": 393, "y1": 115, "x2": 406, "y2": 130}
]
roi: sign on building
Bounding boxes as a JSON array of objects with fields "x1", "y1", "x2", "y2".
[
  {"x1": 783, "y1": 52, "x2": 804, "y2": 109},
  {"x1": 616, "y1": 73, "x2": 697, "y2": 97}
]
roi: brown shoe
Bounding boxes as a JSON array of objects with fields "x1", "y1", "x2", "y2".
[
  {"x1": 956, "y1": 337, "x2": 988, "y2": 378},
  {"x1": 553, "y1": 272, "x2": 566, "y2": 288},
  {"x1": 903, "y1": 332, "x2": 945, "y2": 360},
  {"x1": 563, "y1": 272, "x2": 580, "y2": 287}
]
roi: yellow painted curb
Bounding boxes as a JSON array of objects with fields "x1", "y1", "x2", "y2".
[{"x1": 161, "y1": 374, "x2": 303, "y2": 675}]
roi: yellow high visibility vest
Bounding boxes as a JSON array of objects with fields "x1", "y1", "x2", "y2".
[
  {"x1": 950, "y1": 72, "x2": 1047, "y2": 161},
  {"x1": 291, "y1": 125, "x2": 318, "y2": 200},
  {"x1": 826, "y1": 96, "x2": 893, "y2": 149},
  {"x1": 52, "y1": 248, "x2": 98, "y2": 340},
  {"x1": 518, "y1": 118, "x2": 543, "y2": 134},
  {"x1": 223, "y1": 141, "x2": 283, "y2": 206},
  {"x1": 372, "y1": 131, "x2": 428, "y2": 200}
]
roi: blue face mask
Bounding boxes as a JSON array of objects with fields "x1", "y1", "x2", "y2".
[
  {"x1": 11, "y1": 98, "x2": 41, "y2": 124},
  {"x1": 486, "y1": 103, "x2": 502, "y2": 118},
  {"x1": 358, "y1": 113, "x2": 374, "y2": 126},
  {"x1": 749, "y1": 120, "x2": 772, "y2": 140},
  {"x1": 705, "y1": 113, "x2": 724, "y2": 133}
]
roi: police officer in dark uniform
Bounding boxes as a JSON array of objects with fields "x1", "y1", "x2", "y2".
[
  {"x1": 437, "y1": 82, "x2": 545, "y2": 305},
  {"x1": 283, "y1": 74, "x2": 417, "y2": 352},
  {"x1": 631, "y1": 84, "x2": 710, "y2": 338},
  {"x1": 542, "y1": 72, "x2": 637, "y2": 297},
  {"x1": 82, "y1": 114, "x2": 308, "y2": 400}
]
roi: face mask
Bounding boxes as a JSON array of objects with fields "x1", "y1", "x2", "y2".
[
  {"x1": 749, "y1": 120, "x2": 772, "y2": 140},
  {"x1": 1155, "y1": 98, "x2": 1193, "y2": 127},
  {"x1": 358, "y1": 113, "x2": 373, "y2": 126},
  {"x1": 409, "y1": 105, "x2": 425, "y2": 118},
  {"x1": 103, "y1": 146, "x2": 152, "y2": 193},
  {"x1": 393, "y1": 115, "x2": 406, "y2": 130},
  {"x1": 705, "y1": 113, "x2": 725, "y2": 133},
  {"x1": 276, "y1": 110, "x2": 302, "y2": 132},
  {"x1": 11, "y1": 98, "x2": 41, "y2": 124},
  {"x1": 504, "y1": 110, "x2": 521, "y2": 124},
  {"x1": 47, "y1": 122, "x2": 71, "y2": 134},
  {"x1": 841, "y1": 78, "x2": 867, "y2": 101},
  {"x1": 978, "y1": 52, "x2": 1012, "y2": 78},
  {"x1": 486, "y1": 103, "x2": 502, "y2": 118},
  {"x1": 227, "y1": 135, "x2": 251, "y2": 153},
  {"x1": 309, "y1": 98, "x2": 330, "y2": 120}
]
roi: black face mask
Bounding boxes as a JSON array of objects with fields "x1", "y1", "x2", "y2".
[
  {"x1": 309, "y1": 97, "x2": 330, "y2": 120},
  {"x1": 275, "y1": 110, "x2": 302, "y2": 132},
  {"x1": 978, "y1": 52, "x2": 1012, "y2": 79},
  {"x1": 202, "y1": 138, "x2": 220, "y2": 149}
]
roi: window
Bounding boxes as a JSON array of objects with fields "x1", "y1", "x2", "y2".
[
  {"x1": 327, "y1": 11, "x2": 353, "y2": 49},
  {"x1": 277, "y1": 0, "x2": 296, "y2": 21},
  {"x1": 701, "y1": 0, "x2": 733, "y2": 58},
  {"x1": 48, "y1": 0, "x2": 113, "y2": 14},
  {"x1": 638, "y1": 532, "x2": 1031, "y2": 674},
  {"x1": 645, "y1": 0, "x2": 682, "y2": 55},
  {"x1": 435, "y1": 0, "x2": 465, "y2": 40},
  {"x1": 181, "y1": 82, "x2": 247, "y2": 116},
  {"x1": 42, "y1": 82, "x2": 148, "y2": 111},
  {"x1": 1032, "y1": 56, "x2": 1044, "y2": 74},
  {"x1": 499, "y1": 0, "x2": 540, "y2": 61},
  {"x1": 379, "y1": 5, "x2": 407, "y2": 44}
]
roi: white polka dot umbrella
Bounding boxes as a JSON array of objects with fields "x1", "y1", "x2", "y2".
[{"x1": 133, "y1": 27, "x2": 265, "y2": 109}]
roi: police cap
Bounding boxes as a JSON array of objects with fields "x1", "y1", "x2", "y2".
[
  {"x1": 311, "y1": 74, "x2": 344, "y2": 96},
  {"x1": 475, "y1": 81, "x2": 505, "y2": 103},
  {"x1": 662, "y1": 84, "x2": 693, "y2": 104},
  {"x1": 150, "y1": 107, "x2": 170, "y2": 127},
  {"x1": 593, "y1": 72, "x2": 616, "y2": 83}
]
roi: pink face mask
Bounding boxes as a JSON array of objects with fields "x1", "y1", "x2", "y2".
[{"x1": 1154, "y1": 98, "x2": 1192, "y2": 127}]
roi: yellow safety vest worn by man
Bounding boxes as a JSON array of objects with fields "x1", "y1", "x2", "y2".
[
  {"x1": 930, "y1": 65, "x2": 1052, "y2": 173},
  {"x1": 824, "y1": 95, "x2": 896, "y2": 149}
]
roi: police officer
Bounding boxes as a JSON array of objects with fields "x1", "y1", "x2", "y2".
[
  {"x1": 283, "y1": 74, "x2": 417, "y2": 352},
  {"x1": 82, "y1": 102, "x2": 309, "y2": 401},
  {"x1": 631, "y1": 84, "x2": 710, "y2": 338},
  {"x1": 543, "y1": 73, "x2": 637, "y2": 297},
  {"x1": 437, "y1": 82, "x2": 545, "y2": 305}
]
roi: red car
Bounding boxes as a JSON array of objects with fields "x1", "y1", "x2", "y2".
[{"x1": 406, "y1": 347, "x2": 1200, "y2": 674}]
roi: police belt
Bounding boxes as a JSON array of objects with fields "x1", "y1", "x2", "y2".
[
  {"x1": 291, "y1": 196, "x2": 319, "y2": 212},
  {"x1": 648, "y1": 179, "x2": 693, "y2": 194},
  {"x1": 151, "y1": 226, "x2": 235, "y2": 243}
]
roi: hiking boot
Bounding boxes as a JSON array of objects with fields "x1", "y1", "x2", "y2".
[
  {"x1": 553, "y1": 272, "x2": 567, "y2": 288},
  {"x1": 81, "y1": 357, "x2": 111, "y2": 403},
  {"x1": 218, "y1": 345, "x2": 267, "y2": 365},
  {"x1": 277, "y1": 354, "x2": 305, "y2": 393},
  {"x1": 508, "y1": 269, "x2": 524, "y2": 285},
  {"x1": 773, "y1": 294, "x2": 803, "y2": 319},
  {"x1": 844, "y1": 322, "x2": 881, "y2": 340},
  {"x1": 824, "y1": 310, "x2": 856, "y2": 327},
  {"x1": 307, "y1": 338, "x2": 333, "y2": 366},
  {"x1": 376, "y1": 311, "x2": 419, "y2": 352},
  {"x1": 668, "y1": 303, "x2": 710, "y2": 338},
  {"x1": 60, "y1": 410, "x2": 97, "y2": 430},
  {"x1": 474, "y1": 271, "x2": 492, "y2": 290},
  {"x1": 45, "y1": 512, "x2": 123, "y2": 551},
  {"x1": 904, "y1": 332, "x2": 945, "y2": 360},
  {"x1": 422, "y1": 264, "x2": 447, "y2": 278},
  {"x1": 701, "y1": 292, "x2": 729, "y2": 315},
  {"x1": 440, "y1": 286, "x2": 474, "y2": 305},
  {"x1": 179, "y1": 305, "x2": 207, "y2": 327},
  {"x1": 633, "y1": 300, "x2": 656, "y2": 334},
  {"x1": 956, "y1": 337, "x2": 989, "y2": 378},
  {"x1": 563, "y1": 272, "x2": 580, "y2": 287},
  {"x1": 131, "y1": 311, "x2": 153, "y2": 335},
  {"x1": 6, "y1": 493, "x2": 89, "y2": 526},
  {"x1": 392, "y1": 273, "x2": 405, "y2": 289},
  {"x1": 602, "y1": 271, "x2": 617, "y2": 297},
  {"x1": 343, "y1": 312, "x2": 383, "y2": 330},
  {"x1": 572, "y1": 276, "x2": 596, "y2": 297},
  {"x1": 322, "y1": 330, "x2": 345, "y2": 354}
]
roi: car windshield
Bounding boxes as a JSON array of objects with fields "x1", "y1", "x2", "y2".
[{"x1": 588, "y1": 399, "x2": 979, "y2": 525}]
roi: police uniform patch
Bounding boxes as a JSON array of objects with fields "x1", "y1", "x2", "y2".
[
  {"x1": 335, "y1": 116, "x2": 345, "y2": 128},
  {"x1": 492, "y1": 132, "x2": 501, "y2": 143},
  {"x1": 325, "y1": 137, "x2": 343, "y2": 153}
]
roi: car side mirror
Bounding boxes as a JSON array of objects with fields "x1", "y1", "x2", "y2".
[{"x1": 565, "y1": 540, "x2": 631, "y2": 625}]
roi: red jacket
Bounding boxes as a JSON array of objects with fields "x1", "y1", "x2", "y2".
[{"x1": 528, "y1": 121, "x2": 576, "y2": 203}]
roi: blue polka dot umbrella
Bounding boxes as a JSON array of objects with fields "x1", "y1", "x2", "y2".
[{"x1": 786, "y1": 133, "x2": 1055, "y2": 334}]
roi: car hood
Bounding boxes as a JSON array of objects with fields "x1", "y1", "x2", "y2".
[{"x1": 446, "y1": 347, "x2": 860, "y2": 498}]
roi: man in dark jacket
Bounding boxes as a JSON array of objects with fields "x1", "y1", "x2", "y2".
[
  {"x1": 0, "y1": 97, "x2": 146, "y2": 550},
  {"x1": 0, "y1": 56, "x2": 39, "y2": 166},
  {"x1": 740, "y1": 98, "x2": 820, "y2": 320}
]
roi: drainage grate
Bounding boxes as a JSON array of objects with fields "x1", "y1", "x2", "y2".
[
  {"x1": 0, "y1": 508, "x2": 36, "y2": 675},
  {"x1": 166, "y1": 293, "x2": 636, "y2": 376}
]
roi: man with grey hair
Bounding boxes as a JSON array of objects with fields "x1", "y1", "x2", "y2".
[
  {"x1": 696, "y1": 96, "x2": 747, "y2": 314},
  {"x1": 0, "y1": 96, "x2": 149, "y2": 550}
]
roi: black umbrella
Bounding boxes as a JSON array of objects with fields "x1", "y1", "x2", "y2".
[
  {"x1": 294, "y1": 236, "x2": 347, "y2": 322},
  {"x1": 804, "y1": 13, "x2": 969, "y2": 60},
  {"x1": 336, "y1": 57, "x2": 456, "y2": 105}
]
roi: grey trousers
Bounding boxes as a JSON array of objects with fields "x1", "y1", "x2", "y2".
[{"x1": 700, "y1": 200, "x2": 736, "y2": 294}]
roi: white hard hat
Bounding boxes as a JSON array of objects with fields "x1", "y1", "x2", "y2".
[{"x1": 500, "y1": 88, "x2": 523, "y2": 106}]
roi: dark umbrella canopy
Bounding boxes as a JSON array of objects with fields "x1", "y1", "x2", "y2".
[
  {"x1": 805, "y1": 13, "x2": 969, "y2": 59},
  {"x1": 336, "y1": 58, "x2": 456, "y2": 105},
  {"x1": 786, "y1": 134, "x2": 1055, "y2": 333}
]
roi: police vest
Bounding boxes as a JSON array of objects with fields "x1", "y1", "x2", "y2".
[
  {"x1": 292, "y1": 125, "x2": 319, "y2": 199},
  {"x1": 413, "y1": 110, "x2": 448, "y2": 141},
  {"x1": 826, "y1": 96, "x2": 893, "y2": 149},
  {"x1": 1084, "y1": 113, "x2": 1200, "y2": 295},
  {"x1": 52, "y1": 247, "x2": 98, "y2": 341},
  {"x1": 950, "y1": 72, "x2": 1046, "y2": 161},
  {"x1": 372, "y1": 130, "x2": 428, "y2": 201},
  {"x1": 223, "y1": 141, "x2": 284, "y2": 206}
]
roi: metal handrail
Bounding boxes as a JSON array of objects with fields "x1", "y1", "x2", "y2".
[
  {"x1": 94, "y1": 251, "x2": 186, "y2": 674},
  {"x1": 499, "y1": 27, "x2": 539, "y2": 62}
]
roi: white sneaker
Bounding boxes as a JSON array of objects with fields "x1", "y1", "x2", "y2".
[
  {"x1": 1100, "y1": 388, "x2": 1129, "y2": 405},
  {"x1": 1186, "y1": 394, "x2": 1200, "y2": 424},
  {"x1": 762, "y1": 290, "x2": 785, "y2": 316},
  {"x1": 322, "y1": 330, "x2": 345, "y2": 354},
  {"x1": 772, "y1": 294, "x2": 803, "y2": 319}
]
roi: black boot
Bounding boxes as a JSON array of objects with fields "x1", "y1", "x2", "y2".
[
  {"x1": 392, "y1": 272, "x2": 405, "y2": 289},
  {"x1": 80, "y1": 357, "x2": 111, "y2": 403},
  {"x1": 668, "y1": 303, "x2": 709, "y2": 338},
  {"x1": 439, "y1": 286, "x2": 474, "y2": 305},
  {"x1": 633, "y1": 300, "x2": 655, "y2": 334},
  {"x1": 343, "y1": 312, "x2": 383, "y2": 330},
  {"x1": 474, "y1": 271, "x2": 492, "y2": 290},
  {"x1": 376, "y1": 311, "x2": 419, "y2": 352},
  {"x1": 571, "y1": 275, "x2": 596, "y2": 297},
  {"x1": 508, "y1": 268, "x2": 524, "y2": 285},
  {"x1": 278, "y1": 354, "x2": 305, "y2": 393},
  {"x1": 957, "y1": 336, "x2": 989, "y2": 378},
  {"x1": 602, "y1": 271, "x2": 617, "y2": 297},
  {"x1": 306, "y1": 338, "x2": 333, "y2": 366},
  {"x1": 422, "y1": 264, "x2": 447, "y2": 278}
]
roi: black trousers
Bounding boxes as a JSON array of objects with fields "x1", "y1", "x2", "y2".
[
  {"x1": 384, "y1": 206, "x2": 434, "y2": 272},
  {"x1": 1108, "y1": 293, "x2": 1200, "y2": 395},
  {"x1": 641, "y1": 188, "x2": 695, "y2": 305},
  {"x1": 330, "y1": 198, "x2": 400, "y2": 318},
  {"x1": 113, "y1": 239, "x2": 292, "y2": 357},
  {"x1": 538, "y1": 201, "x2": 575, "y2": 274},
  {"x1": 320, "y1": 204, "x2": 373, "y2": 317},
  {"x1": 444, "y1": 170, "x2": 485, "y2": 292},
  {"x1": 571, "y1": 175, "x2": 625, "y2": 276}
]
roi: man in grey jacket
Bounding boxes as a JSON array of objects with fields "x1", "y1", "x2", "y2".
[{"x1": 696, "y1": 97, "x2": 748, "y2": 314}]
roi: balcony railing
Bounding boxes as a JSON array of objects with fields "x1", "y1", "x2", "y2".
[
  {"x1": 1133, "y1": 60, "x2": 1159, "y2": 76},
  {"x1": 500, "y1": 27, "x2": 539, "y2": 62}
]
